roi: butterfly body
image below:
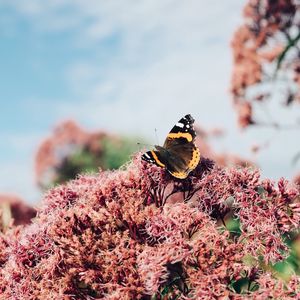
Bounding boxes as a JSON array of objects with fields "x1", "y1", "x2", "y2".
[{"x1": 142, "y1": 114, "x2": 200, "y2": 179}]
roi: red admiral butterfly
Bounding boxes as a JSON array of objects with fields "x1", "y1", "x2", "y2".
[{"x1": 142, "y1": 114, "x2": 200, "y2": 179}]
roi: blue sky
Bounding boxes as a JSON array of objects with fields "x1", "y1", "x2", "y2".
[{"x1": 0, "y1": 0, "x2": 299, "y2": 203}]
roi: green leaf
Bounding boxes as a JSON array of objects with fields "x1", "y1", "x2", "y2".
[
  {"x1": 275, "y1": 32, "x2": 300, "y2": 74},
  {"x1": 229, "y1": 277, "x2": 259, "y2": 294}
]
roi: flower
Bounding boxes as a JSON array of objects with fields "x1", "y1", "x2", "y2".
[
  {"x1": 231, "y1": 0, "x2": 300, "y2": 128},
  {"x1": 35, "y1": 120, "x2": 140, "y2": 189},
  {"x1": 0, "y1": 154, "x2": 299, "y2": 298}
]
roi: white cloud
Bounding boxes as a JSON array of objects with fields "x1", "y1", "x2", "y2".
[{"x1": 52, "y1": 1, "x2": 244, "y2": 129}]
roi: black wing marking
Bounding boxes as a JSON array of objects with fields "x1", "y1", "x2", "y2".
[
  {"x1": 164, "y1": 114, "x2": 196, "y2": 149},
  {"x1": 141, "y1": 150, "x2": 166, "y2": 168},
  {"x1": 169, "y1": 114, "x2": 195, "y2": 136}
]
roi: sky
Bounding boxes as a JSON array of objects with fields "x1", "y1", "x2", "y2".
[{"x1": 0, "y1": 0, "x2": 299, "y2": 204}]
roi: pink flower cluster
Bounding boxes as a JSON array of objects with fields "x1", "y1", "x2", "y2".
[
  {"x1": 231, "y1": 0, "x2": 300, "y2": 128},
  {"x1": 0, "y1": 155, "x2": 300, "y2": 299}
]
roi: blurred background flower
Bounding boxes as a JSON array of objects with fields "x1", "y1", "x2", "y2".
[{"x1": 35, "y1": 120, "x2": 140, "y2": 189}]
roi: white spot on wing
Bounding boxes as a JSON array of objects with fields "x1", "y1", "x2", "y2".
[{"x1": 176, "y1": 122, "x2": 184, "y2": 128}]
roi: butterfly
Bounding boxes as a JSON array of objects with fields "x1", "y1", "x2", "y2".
[{"x1": 141, "y1": 114, "x2": 200, "y2": 179}]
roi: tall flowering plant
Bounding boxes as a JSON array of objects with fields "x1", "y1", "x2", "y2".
[
  {"x1": 231, "y1": 0, "x2": 300, "y2": 129},
  {"x1": 0, "y1": 155, "x2": 300, "y2": 299},
  {"x1": 230, "y1": 0, "x2": 300, "y2": 191}
]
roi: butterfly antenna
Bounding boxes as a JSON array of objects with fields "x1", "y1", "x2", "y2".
[{"x1": 155, "y1": 128, "x2": 159, "y2": 145}]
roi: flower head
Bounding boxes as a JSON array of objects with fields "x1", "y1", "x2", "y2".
[{"x1": 0, "y1": 154, "x2": 299, "y2": 298}]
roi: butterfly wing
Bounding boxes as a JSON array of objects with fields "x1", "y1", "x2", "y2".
[
  {"x1": 163, "y1": 114, "x2": 200, "y2": 179},
  {"x1": 162, "y1": 143, "x2": 199, "y2": 179},
  {"x1": 141, "y1": 150, "x2": 167, "y2": 168},
  {"x1": 142, "y1": 114, "x2": 200, "y2": 179},
  {"x1": 163, "y1": 114, "x2": 196, "y2": 147}
]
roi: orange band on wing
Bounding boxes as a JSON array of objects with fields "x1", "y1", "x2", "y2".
[
  {"x1": 151, "y1": 151, "x2": 165, "y2": 167},
  {"x1": 187, "y1": 148, "x2": 200, "y2": 170},
  {"x1": 167, "y1": 132, "x2": 193, "y2": 142},
  {"x1": 170, "y1": 171, "x2": 188, "y2": 179}
]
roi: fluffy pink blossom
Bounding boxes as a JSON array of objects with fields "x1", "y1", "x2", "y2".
[{"x1": 0, "y1": 155, "x2": 299, "y2": 299}]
